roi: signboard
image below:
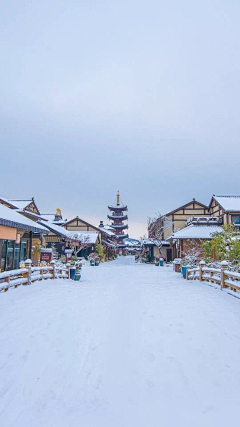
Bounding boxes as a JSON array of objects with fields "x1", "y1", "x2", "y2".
[
  {"x1": 65, "y1": 249, "x2": 72, "y2": 261},
  {"x1": 40, "y1": 249, "x2": 52, "y2": 263}
]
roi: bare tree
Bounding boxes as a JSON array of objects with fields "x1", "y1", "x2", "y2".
[
  {"x1": 69, "y1": 233, "x2": 90, "y2": 258},
  {"x1": 147, "y1": 213, "x2": 173, "y2": 249}
]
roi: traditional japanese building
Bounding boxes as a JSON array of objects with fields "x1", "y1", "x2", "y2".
[{"x1": 108, "y1": 191, "x2": 128, "y2": 251}]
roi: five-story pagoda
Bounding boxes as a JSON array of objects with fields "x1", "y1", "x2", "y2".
[{"x1": 108, "y1": 191, "x2": 128, "y2": 246}]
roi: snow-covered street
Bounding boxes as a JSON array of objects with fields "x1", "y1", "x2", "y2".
[{"x1": 1, "y1": 256, "x2": 240, "y2": 427}]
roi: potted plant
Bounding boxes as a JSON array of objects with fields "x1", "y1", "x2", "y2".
[
  {"x1": 89, "y1": 252, "x2": 96, "y2": 266},
  {"x1": 95, "y1": 256, "x2": 100, "y2": 266},
  {"x1": 155, "y1": 256, "x2": 160, "y2": 266}
]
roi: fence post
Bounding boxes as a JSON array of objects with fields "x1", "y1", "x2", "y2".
[
  {"x1": 221, "y1": 261, "x2": 228, "y2": 289},
  {"x1": 4, "y1": 274, "x2": 10, "y2": 291},
  {"x1": 66, "y1": 263, "x2": 71, "y2": 279},
  {"x1": 50, "y1": 260, "x2": 56, "y2": 279},
  {"x1": 24, "y1": 259, "x2": 32, "y2": 286},
  {"x1": 199, "y1": 261, "x2": 206, "y2": 282}
]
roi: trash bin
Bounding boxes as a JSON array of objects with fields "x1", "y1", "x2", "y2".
[
  {"x1": 74, "y1": 273, "x2": 81, "y2": 281},
  {"x1": 70, "y1": 267, "x2": 76, "y2": 280},
  {"x1": 160, "y1": 259, "x2": 164, "y2": 266},
  {"x1": 181, "y1": 266, "x2": 187, "y2": 279}
]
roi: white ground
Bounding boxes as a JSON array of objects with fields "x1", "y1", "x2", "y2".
[{"x1": 1, "y1": 256, "x2": 240, "y2": 427}]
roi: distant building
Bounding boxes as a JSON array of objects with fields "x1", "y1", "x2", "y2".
[
  {"x1": 149, "y1": 198, "x2": 209, "y2": 261},
  {"x1": 208, "y1": 195, "x2": 240, "y2": 227},
  {"x1": 165, "y1": 195, "x2": 240, "y2": 259},
  {"x1": 107, "y1": 191, "x2": 129, "y2": 253}
]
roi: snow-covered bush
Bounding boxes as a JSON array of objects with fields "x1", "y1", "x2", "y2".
[{"x1": 202, "y1": 224, "x2": 240, "y2": 264}]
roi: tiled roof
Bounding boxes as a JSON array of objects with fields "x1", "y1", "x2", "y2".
[
  {"x1": 0, "y1": 204, "x2": 48, "y2": 233},
  {"x1": 213, "y1": 195, "x2": 240, "y2": 212},
  {"x1": 168, "y1": 225, "x2": 222, "y2": 239}
]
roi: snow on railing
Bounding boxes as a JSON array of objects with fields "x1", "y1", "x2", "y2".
[
  {"x1": 186, "y1": 261, "x2": 240, "y2": 294},
  {"x1": 0, "y1": 260, "x2": 69, "y2": 293},
  {"x1": 185, "y1": 216, "x2": 223, "y2": 226}
]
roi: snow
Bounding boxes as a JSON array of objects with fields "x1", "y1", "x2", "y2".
[
  {"x1": 102, "y1": 224, "x2": 115, "y2": 231},
  {"x1": 1, "y1": 256, "x2": 240, "y2": 427},
  {"x1": 141, "y1": 238, "x2": 170, "y2": 247},
  {"x1": 70, "y1": 231, "x2": 99, "y2": 244},
  {"x1": 8, "y1": 199, "x2": 33, "y2": 210},
  {"x1": 16, "y1": 209, "x2": 48, "y2": 221},
  {"x1": 40, "y1": 214, "x2": 68, "y2": 225},
  {"x1": 0, "y1": 203, "x2": 49, "y2": 233},
  {"x1": 0, "y1": 197, "x2": 33, "y2": 211},
  {"x1": 39, "y1": 221, "x2": 99, "y2": 243},
  {"x1": 108, "y1": 204, "x2": 127, "y2": 209},
  {"x1": 96, "y1": 226, "x2": 115, "y2": 236},
  {"x1": 169, "y1": 224, "x2": 223, "y2": 239},
  {"x1": 38, "y1": 221, "x2": 72, "y2": 238},
  {"x1": 213, "y1": 195, "x2": 240, "y2": 211}
]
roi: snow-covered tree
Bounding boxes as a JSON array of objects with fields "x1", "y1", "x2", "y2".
[
  {"x1": 182, "y1": 239, "x2": 204, "y2": 266},
  {"x1": 147, "y1": 213, "x2": 173, "y2": 249},
  {"x1": 69, "y1": 233, "x2": 90, "y2": 258}
]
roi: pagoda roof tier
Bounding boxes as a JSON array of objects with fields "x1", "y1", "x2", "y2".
[
  {"x1": 108, "y1": 205, "x2": 128, "y2": 211},
  {"x1": 115, "y1": 233, "x2": 129, "y2": 239},
  {"x1": 107, "y1": 214, "x2": 128, "y2": 220},
  {"x1": 110, "y1": 224, "x2": 128, "y2": 230}
]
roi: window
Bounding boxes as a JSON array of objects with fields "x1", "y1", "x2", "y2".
[
  {"x1": 20, "y1": 241, "x2": 27, "y2": 262},
  {"x1": 6, "y1": 241, "x2": 14, "y2": 271},
  {"x1": 232, "y1": 216, "x2": 240, "y2": 224},
  {"x1": 13, "y1": 243, "x2": 20, "y2": 270},
  {"x1": 1, "y1": 240, "x2": 7, "y2": 271}
]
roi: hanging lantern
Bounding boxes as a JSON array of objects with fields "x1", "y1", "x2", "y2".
[{"x1": 15, "y1": 233, "x2": 21, "y2": 244}]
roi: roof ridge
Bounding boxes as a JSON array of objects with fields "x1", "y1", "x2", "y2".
[{"x1": 215, "y1": 195, "x2": 240, "y2": 198}]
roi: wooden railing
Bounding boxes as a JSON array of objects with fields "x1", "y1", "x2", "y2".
[
  {"x1": 0, "y1": 260, "x2": 69, "y2": 293},
  {"x1": 186, "y1": 261, "x2": 240, "y2": 293}
]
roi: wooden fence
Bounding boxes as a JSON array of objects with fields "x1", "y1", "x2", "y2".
[
  {"x1": 0, "y1": 260, "x2": 69, "y2": 293},
  {"x1": 186, "y1": 261, "x2": 240, "y2": 293}
]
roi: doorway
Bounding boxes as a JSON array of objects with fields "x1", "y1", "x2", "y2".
[{"x1": 167, "y1": 249, "x2": 172, "y2": 262}]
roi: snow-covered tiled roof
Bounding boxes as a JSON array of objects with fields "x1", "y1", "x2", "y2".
[
  {"x1": 168, "y1": 224, "x2": 223, "y2": 240},
  {"x1": 38, "y1": 221, "x2": 72, "y2": 238},
  {"x1": 123, "y1": 238, "x2": 140, "y2": 247},
  {"x1": 69, "y1": 231, "x2": 99, "y2": 244},
  {"x1": 8, "y1": 199, "x2": 33, "y2": 210},
  {"x1": 141, "y1": 238, "x2": 170, "y2": 246},
  {"x1": 102, "y1": 225, "x2": 115, "y2": 231},
  {"x1": 40, "y1": 214, "x2": 56, "y2": 222},
  {"x1": 108, "y1": 205, "x2": 128, "y2": 210},
  {"x1": 100, "y1": 228, "x2": 115, "y2": 236},
  {"x1": 0, "y1": 204, "x2": 48, "y2": 233},
  {"x1": 16, "y1": 209, "x2": 48, "y2": 221},
  {"x1": 38, "y1": 221, "x2": 98, "y2": 244},
  {"x1": 0, "y1": 195, "x2": 16, "y2": 207},
  {"x1": 213, "y1": 195, "x2": 240, "y2": 212}
]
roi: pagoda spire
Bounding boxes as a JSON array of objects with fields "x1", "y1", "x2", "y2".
[{"x1": 117, "y1": 190, "x2": 120, "y2": 206}]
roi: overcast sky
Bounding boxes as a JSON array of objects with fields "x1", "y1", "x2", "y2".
[{"x1": 1, "y1": 0, "x2": 240, "y2": 238}]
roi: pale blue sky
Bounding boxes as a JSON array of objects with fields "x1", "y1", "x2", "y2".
[{"x1": 1, "y1": 1, "x2": 240, "y2": 238}]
